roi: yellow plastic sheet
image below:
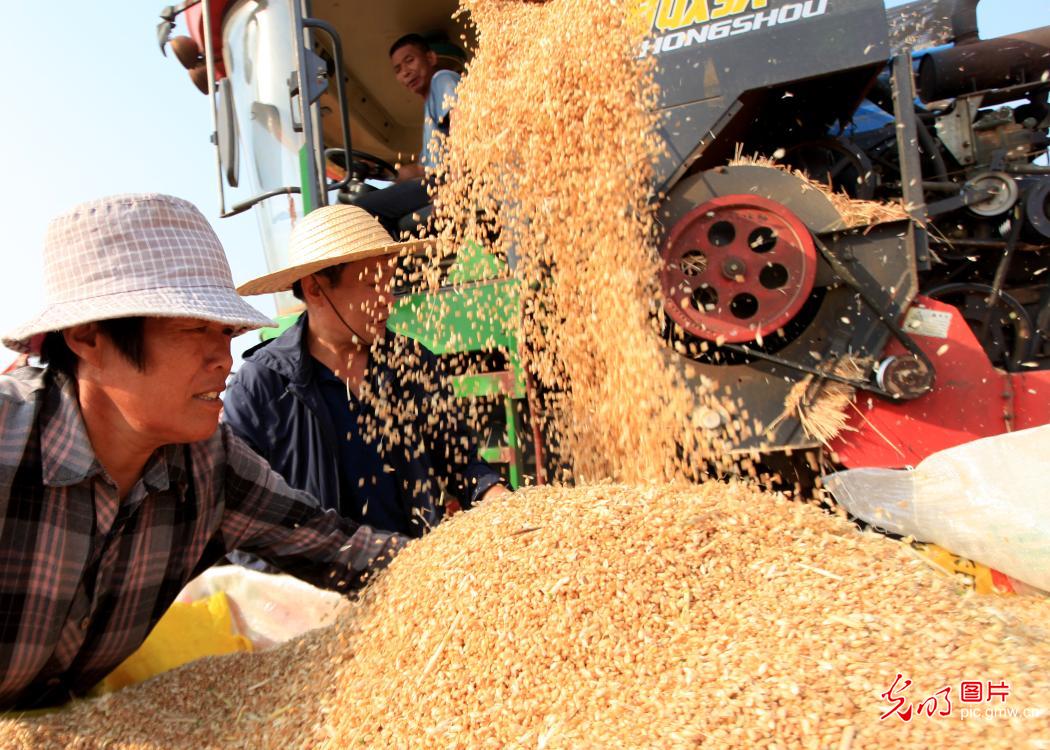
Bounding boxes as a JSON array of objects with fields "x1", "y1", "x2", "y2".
[{"x1": 91, "y1": 590, "x2": 252, "y2": 695}]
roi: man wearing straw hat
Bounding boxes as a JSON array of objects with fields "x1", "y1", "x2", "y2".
[
  {"x1": 0, "y1": 194, "x2": 404, "y2": 710},
  {"x1": 224, "y1": 204, "x2": 507, "y2": 542}
]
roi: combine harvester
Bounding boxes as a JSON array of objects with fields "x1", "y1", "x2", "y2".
[{"x1": 154, "y1": 0, "x2": 1050, "y2": 479}]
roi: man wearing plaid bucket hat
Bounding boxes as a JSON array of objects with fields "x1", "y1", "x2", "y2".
[
  {"x1": 224, "y1": 204, "x2": 507, "y2": 549},
  {"x1": 0, "y1": 194, "x2": 404, "y2": 710}
]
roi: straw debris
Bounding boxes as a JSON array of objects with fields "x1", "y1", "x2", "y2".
[
  {"x1": 729, "y1": 152, "x2": 909, "y2": 229},
  {"x1": 768, "y1": 357, "x2": 873, "y2": 446}
]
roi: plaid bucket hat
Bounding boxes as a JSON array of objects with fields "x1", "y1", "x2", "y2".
[
  {"x1": 236, "y1": 204, "x2": 429, "y2": 296},
  {"x1": 3, "y1": 193, "x2": 274, "y2": 353}
]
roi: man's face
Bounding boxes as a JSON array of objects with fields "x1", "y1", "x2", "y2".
[
  {"x1": 391, "y1": 43, "x2": 437, "y2": 97},
  {"x1": 311, "y1": 256, "x2": 397, "y2": 346},
  {"x1": 96, "y1": 318, "x2": 234, "y2": 446}
]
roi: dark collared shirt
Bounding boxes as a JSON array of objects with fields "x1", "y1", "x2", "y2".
[
  {"x1": 0, "y1": 367, "x2": 403, "y2": 709},
  {"x1": 222, "y1": 316, "x2": 503, "y2": 538},
  {"x1": 315, "y1": 362, "x2": 399, "y2": 530}
]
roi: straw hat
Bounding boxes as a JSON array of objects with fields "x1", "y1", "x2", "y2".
[
  {"x1": 3, "y1": 193, "x2": 274, "y2": 354},
  {"x1": 236, "y1": 205, "x2": 429, "y2": 296}
]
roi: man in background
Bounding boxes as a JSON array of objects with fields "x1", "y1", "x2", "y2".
[{"x1": 353, "y1": 34, "x2": 461, "y2": 237}]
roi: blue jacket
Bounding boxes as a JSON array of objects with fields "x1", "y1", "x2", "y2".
[{"x1": 222, "y1": 315, "x2": 502, "y2": 538}]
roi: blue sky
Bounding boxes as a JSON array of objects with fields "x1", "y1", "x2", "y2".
[
  {"x1": 2, "y1": 1, "x2": 1049, "y2": 364},
  {"x1": 0, "y1": 2, "x2": 271, "y2": 363}
]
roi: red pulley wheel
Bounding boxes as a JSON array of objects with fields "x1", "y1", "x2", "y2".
[{"x1": 660, "y1": 194, "x2": 819, "y2": 344}]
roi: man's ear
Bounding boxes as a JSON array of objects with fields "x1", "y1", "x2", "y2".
[
  {"x1": 426, "y1": 49, "x2": 438, "y2": 68},
  {"x1": 63, "y1": 323, "x2": 103, "y2": 368},
  {"x1": 301, "y1": 274, "x2": 323, "y2": 300}
]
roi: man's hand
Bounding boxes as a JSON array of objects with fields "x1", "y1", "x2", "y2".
[
  {"x1": 444, "y1": 485, "x2": 508, "y2": 519},
  {"x1": 479, "y1": 484, "x2": 511, "y2": 503},
  {"x1": 395, "y1": 163, "x2": 425, "y2": 183}
]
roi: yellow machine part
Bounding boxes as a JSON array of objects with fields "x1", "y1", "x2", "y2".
[{"x1": 911, "y1": 542, "x2": 1019, "y2": 595}]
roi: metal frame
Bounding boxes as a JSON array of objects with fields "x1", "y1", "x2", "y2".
[
  {"x1": 198, "y1": 0, "x2": 316, "y2": 217},
  {"x1": 303, "y1": 18, "x2": 354, "y2": 195},
  {"x1": 200, "y1": 0, "x2": 225, "y2": 215},
  {"x1": 890, "y1": 49, "x2": 932, "y2": 270},
  {"x1": 293, "y1": 0, "x2": 324, "y2": 212}
]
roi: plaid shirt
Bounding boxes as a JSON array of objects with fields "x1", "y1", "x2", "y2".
[{"x1": 0, "y1": 367, "x2": 404, "y2": 709}]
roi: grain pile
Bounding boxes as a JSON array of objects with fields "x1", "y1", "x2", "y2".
[{"x1": 4, "y1": 483, "x2": 1048, "y2": 748}]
